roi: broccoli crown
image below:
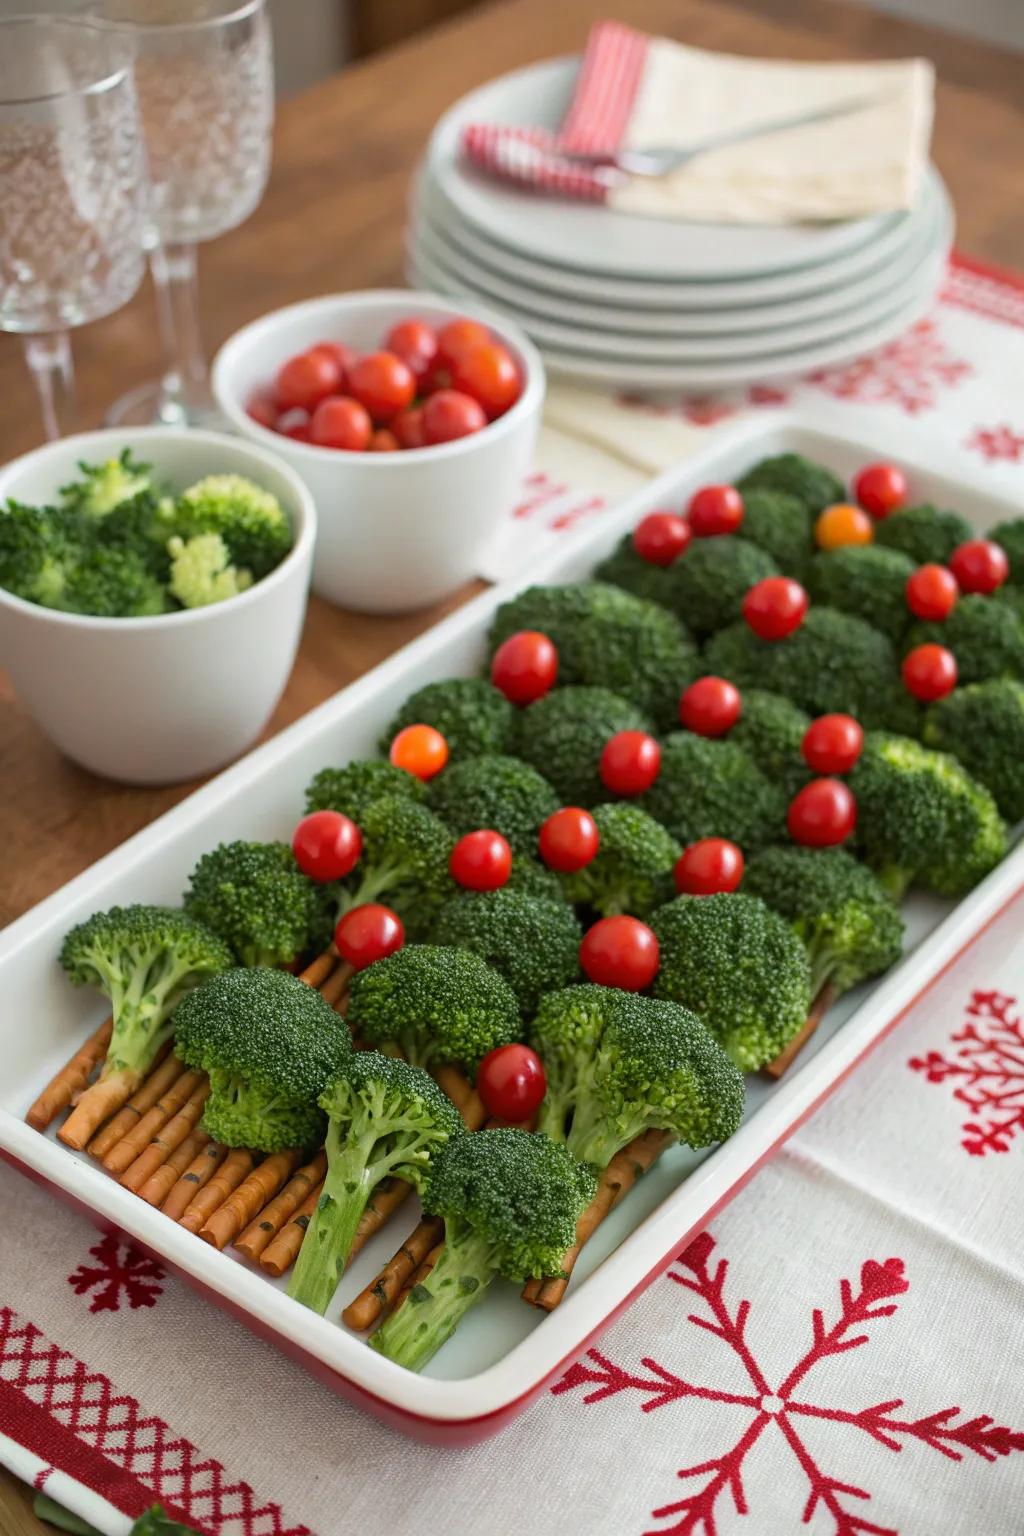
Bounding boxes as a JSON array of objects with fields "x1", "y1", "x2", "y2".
[
  {"x1": 516, "y1": 687, "x2": 652, "y2": 806},
  {"x1": 996, "y1": 584, "x2": 1024, "y2": 624},
  {"x1": 638, "y1": 733, "x2": 786, "y2": 852},
  {"x1": 874, "y1": 502, "x2": 973, "y2": 565},
  {"x1": 667, "y1": 535, "x2": 778, "y2": 637},
  {"x1": 183, "y1": 839, "x2": 321, "y2": 968},
  {"x1": 849, "y1": 732, "x2": 1007, "y2": 898},
  {"x1": 174, "y1": 473, "x2": 291, "y2": 578},
  {"x1": 991, "y1": 517, "x2": 1024, "y2": 586},
  {"x1": 93, "y1": 490, "x2": 176, "y2": 579},
  {"x1": 346, "y1": 943, "x2": 522, "y2": 1075},
  {"x1": 572, "y1": 597, "x2": 700, "y2": 730},
  {"x1": 808, "y1": 544, "x2": 916, "y2": 643},
  {"x1": 727, "y1": 688, "x2": 811, "y2": 798},
  {"x1": 562, "y1": 802, "x2": 680, "y2": 918},
  {"x1": 593, "y1": 533, "x2": 679, "y2": 611},
  {"x1": 736, "y1": 453, "x2": 845, "y2": 514},
  {"x1": 59, "y1": 450, "x2": 155, "y2": 519},
  {"x1": 529, "y1": 982, "x2": 624, "y2": 1139},
  {"x1": 336, "y1": 794, "x2": 455, "y2": 936},
  {"x1": 431, "y1": 889, "x2": 581, "y2": 1015},
  {"x1": 742, "y1": 845, "x2": 904, "y2": 996},
  {"x1": 304, "y1": 758, "x2": 425, "y2": 821},
  {"x1": 504, "y1": 853, "x2": 567, "y2": 902},
  {"x1": 905, "y1": 594, "x2": 1024, "y2": 686},
  {"x1": 923, "y1": 679, "x2": 1024, "y2": 823},
  {"x1": 61, "y1": 545, "x2": 170, "y2": 618},
  {"x1": 380, "y1": 678, "x2": 517, "y2": 763},
  {"x1": 168, "y1": 531, "x2": 252, "y2": 609},
  {"x1": 173, "y1": 966, "x2": 351, "y2": 1151},
  {"x1": 0, "y1": 499, "x2": 78, "y2": 608},
  {"x1": 426, "y1": 753, "x2": 559, "y2": 854},
  {"x1": 650, "y1": 893, "x2": 812, "y2": 1070},
  {"x1": 487, "y1": 581, "x2": 641, "y2": 684},
  {"x1": 739, "y1": 489, "x2": 814, "y2": 578}
]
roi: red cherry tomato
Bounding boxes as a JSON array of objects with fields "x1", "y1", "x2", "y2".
[
  {"x1": 347, "y1": 351, "x2": 416, "y2": 423},
  {"x1": 449, "y1": 829, "x2": 513, "y2": 891},
  {"x1": 309, "y1": 395, "x2": 372, "y2": 451},
  {"x1": 680, "y1": 676, "x2": 742, "y2": 737},
  {"x1": 369, "y1": 428, "x2": 399, "y2": 452},
  {"x1": 906, "y1": 563, "x2": 959, "y2": 621},
  {"x1": 246, "y1": 392, "x2": 277, "y2": 430},
  {"x1": 389, "y1": 723, "x2": 449, "y2": 780},
  {"x1": 291, "y1": 810, "x2": 362, "y2": 881},
  {"x1": 902, "y1": 643, "x2": 958, "y2": 702},
  {"x1": 311, "y1": 340, "x2": 358, "y2": 376},
  {"x1": 673, "y1": 838, "x2": 744, "y2": 896},
  {"x1": 579, "y1": 915, "x2": 659, "y2": 992},
  {"x1": 422, "y1": 389, "x2": 487, "y2": 444},
  {"x1": 334, "y1": 903, "x2": 405, "y2": 969},
  {"x1": 450, "y1": 342, "x2": 521, "y2": 419},
  {"x1": 538, "y1": 807, "x2": 600, "y2": 873},
  {"x1": 801, "y1": 714, "x2": 864, "y2": 775},
  {"x1": 275, "y1": 349, "x2": 342, "y2": 412},
  {"x1": 392, "y1": 406, "x2": 427, "y2": 450},
  {"x1": 490, "y1": 629, "x2": 558, "y2": 705},
  {"x1": 384, "y1": 318, "x2": 438, "y2": 378},
  {"x1": 787, "y1": 779, "x2": 857, "y2": 847},
  {"x1": 742, "y1": 576, "x2": 808, "y2": 641},
  {"x1": 688, "y1": 484, "x2": 744, "y2": 537},
  {"x1": 632, "y1": 512, "x2": 691, "y2": 566},
  {"x1": 853, "y1": 462, "x2": 908, "y2": 520},
  {"x1": 476, "y1": 1043, "x2": 547, "y2": 1122},
  {"x1": 436, "y1": 317, "x2": 491, "y2": 367},
  {"x1": 600, "y1": 731, "x2": 662, "y2": 796},
  {"x1": 282, "y1": 421, "x2": 312, "y2": 443},
  {"x1": 948, "y1": 539, "x2": 1009, "y2": 595}
]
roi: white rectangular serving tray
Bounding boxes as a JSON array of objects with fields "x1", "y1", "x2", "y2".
[{"x1": 2, "y1": 414, "x2": 1022, "y2": 1444}]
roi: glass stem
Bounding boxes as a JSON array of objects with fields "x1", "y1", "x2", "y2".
[
  {"x1": 149, "y1": 240, "x2": 210, "y2": 423},
  {"x1": 23, "y1": 332, "x2": 75, "y2": 442}
]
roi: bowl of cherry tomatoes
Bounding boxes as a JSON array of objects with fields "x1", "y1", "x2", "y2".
[{"x1": 212, "y1": 290, "x2": 545, "y2": 613}]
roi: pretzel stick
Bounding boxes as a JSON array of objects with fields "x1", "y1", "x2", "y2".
[
  {"x1": 432, "y1": 1065, "x2": 486, "y2": 1130},
  {"x1": 119, "y1": 1080, "x2": 211, "y2": 1192},
  {"x1": 763, "y1": 983, "x2": 839, "y2": 1079},
  {"x1": 162, "y1": 1141, "x2": 227, "y2": 1220},
  {"x1": 102, "y1": 1067, "x2": 203, "y2": 1174},
  {"x1": 26, "y1": 1018, "x2": 113, "y2": 1131},
  {"x1": 297, "y1": 947, "x2": 338, "y2": 989},
  {"x1": 392, "y1": 1241, "x2": 444, "y2": 1314},
  {"x1": 137, "y1": 1129, "x2": 210, "y2": 1207},
  {"x1": 86, "y1": 1048, "x2": 179, "y2": 1158},
  {"x1": 234, "y1": 1151, "x2": 328, "y2": 1261},
  {"x1": 341, "y1": 1216, "x2": 445, "y2": 1330},
  {"x1": 259, "y1": 1180, "x2": 325, "y2": 1277},
  {"x1": 59, "y1": 1065, "x2": 152, "y2": 1150},
  {"x1": 199, "y1": 1149, "x2": 301, "y2": 1250},
  {"x1": 178, "y1": 1148, "x2": 254, "y2": 1233},
  {"x1": 320, "y1": 961, "x2": 354, "y2": 1008}
]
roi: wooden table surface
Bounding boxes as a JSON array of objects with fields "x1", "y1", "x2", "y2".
[{"x1": 1, "y1": 0, "x2": 1021, "y2": 1528}]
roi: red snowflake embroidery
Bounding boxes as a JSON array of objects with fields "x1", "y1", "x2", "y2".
[
  {"x1": 615, "y1": 384, "x2": 789, "y2": 428},
  {"x1": 909, "y1": 989, "x2": 1024, "y2": 1156},
  {"x1": 67, "y1": 1234, "x2": 165, "y2": 1313},
  {"x1": 553, "y1": 1231, "x2": 1024, "y2": 1535},
  {"x1": 806, "y1": 319, "x2": 972, "y2": 415},
  {"x1": 965, "y1": 425, "x2": 1024, "y2": 464}
]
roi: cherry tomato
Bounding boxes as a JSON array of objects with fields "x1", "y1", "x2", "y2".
[
  {"x1": 905, "y1": 563, "x2": 959, "y2": 621},
  {"x1": 450, "y1": 342, "x2": 521, "y2": 419},
  {"x1": 334, "y1": 903, "x2": 405, "y2": 970},
  {"x1": 389, "y1": 723, "x2": 449, "y2": 780},
  {"x1": 282, "y1": 422, "x2": 312, "y2": 443},
  {"x1": 600, "y1": 731, "x2": 662, "y2": 795},
  {"x1": 742, "y1": 576, "x2": 808, "y2": 641},
  {"x1": 948, "y1": 539, "x2": 1009, "y2": 595},
  {"x1": 436, "y1": 317, "x2": 492, "y2": 367},
  {"x1": 384, "y1": 318, "x2": 438, "y2": 378},
  {"x1": 476, "y1": 1043, "x2": 547, "y2": 1122},
  {"x1": 275, "y1": 348, "x2": 342, "y2": 412},
  {"x1": 369, "y1": 428, "x2": 399, "y2": 452},
  {"x1": 347, "y1": 351, "x2": 416, "y2": 423},
  {"x1": 449, "y1": 829, "x2": 513, "y2": 891},
  {"x1": 902, "y1": 643, "x2": 958, "y2": 702},
  {"x1": 392, "y1": 406, "x2": 427, "y2": 450},
  {"x1": 246, "y1": 392, "x2": 278, "y2": 430},
  {"x1": 538, "y1": 807, "x2": 600, "y2": 873},
  {"x1": 688, "y1": 484, "x2": 744, "y2": 537},
  {"x1": 579, "y1": 915, "x2": 659, "y2": 991},
  {"x1": 787, "y1": 778, "x2": 857, "y2": 847},
  {"x1": 422, "y1": 389, "x2": 487, "y2": 444},
  {"x1": 802, "y1": 714, "x2": 864, "y2": 775},
  {"x1": 632, "y1": 511, "x2": 691, "y2": 566},
  {"x1": 291, "y1": 810, "x2": 362, "y2": 881},
  {"x1": 815, "y1": 503, "x2": 874, "y2": 550},
  {"x1": 311, "y1": 339, "x2": 358, "y2": 375},
  {"x1": 309, "y1": 395, "x2": 372, "y2": 451},
  {"x1": 853, "y1": 462, "x2": 908, "y2": 519},
  {"x1": 490, "y1": 630, "x2": 558, "y2": 705},
  {"x1": 673, "y1": 838, "x2": 744, "y2": 896},
  {"x1": 680, "y1": 676, "x2": 742, "y2": 737}
]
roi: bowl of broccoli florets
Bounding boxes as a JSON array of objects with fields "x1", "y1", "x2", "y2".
[{"x1": 0, "y1": 426, "x2": 316, "y2": 783}]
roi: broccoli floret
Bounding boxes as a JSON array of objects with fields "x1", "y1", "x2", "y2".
[
  {"x1": 183, "y1": 840, "x2": 322, "y2": 968},
  {"x1": 849, "y1": 732, "x2": 1007, "y2": 898},
  {"x1": 573, "y1": 597, "x2": 700, "y2": 730},
  {"x1": 346, "y1": 943, "x2": 522, "y2": 1076},
  {"x1": 727, "y1": 688, "x2": 811, "y2": 799},
  {"x1": 594, "y1": 533, "x2": 680, "y2": 610},
  {"x1": 650, "y1": 893, "x2": 812, "y2": 1070},
  {"x1": 287, "y1": 1053, "x2": 462, "y2": 1315},
  {"x1": 667, "y1": 536, "x2": 778, "y2": 637},
  {"x1": 991, "y1": 517, "x2": 1024, "y2": 586},
  {"x1": 529, "y1": 983, "x2": 620, "y2": 1141},
  {"x1": 742, "y1": 846, "x2": 904, "y2": 997},
  {"x1": 638, "y1": 733, "x2": 786, "y2": 852},
  {"x1": 92, "y1": 490, "x2": 176, "y2": 579},
  {"x1": 504, "y1": 853, "x2": 567, "y2": 902},
  {"x1": 487, "y1": 581, "x2": 640, "y2": 684},
  {"x1": 60, "y1": 450, "x2": 155, "y2": 518},
  {"x1": 561, "y1": 802, "x2": 680, "y2": 917},
  {"x1": 332, "y1": 795, "x2": 455, "y2": 937},
  {"x1": 173, "y1": 966, "x2": 351, "y2": 1153},
  {"x1": 167, "y1": 531, "x2": 252, "y2": 609},
  {"x1": 996, "y1": 584, "x2": 1024, "y2": 624},
  {"x1": 431, "y1": 889, "x2": 581, "y2": 1015},
  {"x1": 0, "y1": 500, "x2": 79, "y2": 608},
  {"x1": 737, "y1": 453, "x2": 844, "y2": 514},
  {"x1": 59, "y1": 545, "x2": 170, "y2": 618},
  {"x1": 923, "y1": 679, "x2": 1024, "y2": 823},
  {"x1": 808, "y1": 545, "x2": 916, "y2": 643},
  {"x1": 59, "y1": 905, "x2": 232, "y2": 1107},
  {"x1": 739, "y1": 489, "x2": 814, "y2": 578},
  {"x1": 304, "y1": 759, "x2": 426, "y2": 821},
  {"x1": 875, "y1": 503, "x2": 973, "y2": 565},
  {"x1": 426, "y1": 754, "x2": 559, "y2": 854},
  {"x1": 381, "y1": 678, "x2": 517, "y2": 763},
  {"x1": 174, "y1": 474, "x2": 291, "y2": 578},
  {"x1": 905, "y1": 594, "x2": 1024, "y2": 685},
  {"x1": 369, "y1": 1129, "x2": 596, "y2": 1371},
  {"x1": 516, "y1": 687, "x2": 652, "y2": 805}
]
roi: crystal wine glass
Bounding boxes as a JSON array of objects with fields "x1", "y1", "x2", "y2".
[
  {"x1": 103, "y1": 0, "x2": 274, "y2": 426},
  {"x1": 0, "y1": 15, "x2": 147, "y2": 440}
]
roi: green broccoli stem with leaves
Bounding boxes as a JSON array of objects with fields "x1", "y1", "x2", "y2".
[
  {"x1": 369, "y1": 1225, "x2": 497, "y2": 1372},
  {"x1": 287, "y1": 1126, "x2": 382, "y2": 1316},
  {"x1": 101, "y1": 951, "x2": 197, "y2": 1080}
]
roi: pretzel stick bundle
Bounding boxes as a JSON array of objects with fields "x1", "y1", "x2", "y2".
[
  {"x1": 26, "y1": 1018, "x2": 114, "y2": 1132},
  {"x1": 234, "y1": 1151, "x2": 328, "y2": 1261},
  {"x1": 119, "y1": 1079, "x2": 211, "y2": 1193},
  {"x1": 260, "y1": 1180, "x2": 325, "y2": 1277},
  {"x1": 342, "y1": 1216, "x2": 445, "y2": 1330},
  {"x1": 137, "y1": 1130, "x2": 211, "y2": 1207},
  {"x1": 162, "y1": 1141, "x2": 227, "y2": 1220},
  {"x1": 87, "y1": 1049, "x2": 179, "y2": 1158},
  {"x1": 199, "y1": 1150, "x2": 302, "y2": 1250},
  {"x1": 102, "y1": 1068, "x2": 205, "y2": 1174},
  {"x1": 179, "y1": 1149, "x2": 255, "y2": 1233}
]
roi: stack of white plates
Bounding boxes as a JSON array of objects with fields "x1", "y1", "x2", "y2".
[{"x1": 406, "y1": 57, "x2": 954, "y2": 391}]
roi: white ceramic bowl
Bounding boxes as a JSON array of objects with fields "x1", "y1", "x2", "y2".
[
  {"x1": 0, "y1": 427, "x2": 316, "y2": 785},
  {"x1": 211, "y1": 289, "x2": 545, "y2": 613}
]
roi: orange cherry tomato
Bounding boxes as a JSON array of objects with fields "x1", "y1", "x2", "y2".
[
  {"x1": 815, "y1": 503, "x2": 875, "y2": 550},
  {"x1": 389, "y1": 723, "x2": 449, "y2": 780}
]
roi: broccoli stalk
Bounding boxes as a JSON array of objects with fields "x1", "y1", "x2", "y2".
[
  {"x1": 561, "y1": 803, "x2": 680, "y2": 918},
  {"x1": 331, "y1": 794, "x2": 455, "y2": 937},
  {"x1": 183, "y1": 840, "x2": 322, "y2": 968},
  {"x1": 288, "y1": 1054, "x2": 463, "y2": 1316}
]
